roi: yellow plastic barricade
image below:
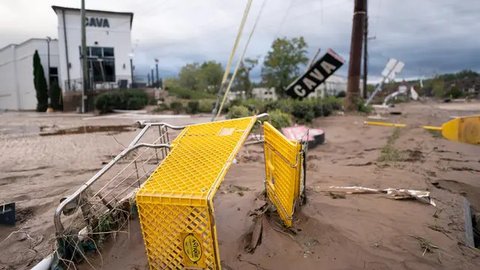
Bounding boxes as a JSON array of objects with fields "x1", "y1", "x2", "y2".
[
  {"x1": 136, "y1": 116, "x2": 257, "y2": 269},
  {"x1": 424, "y1": 115, "x2": 480, "y2": 145},
  {"x1": 263, "y1": 122, "x2": 304, "y2": 227}
]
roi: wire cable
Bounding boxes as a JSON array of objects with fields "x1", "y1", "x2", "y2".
[
  {"x1": 214, "y1": 0, "x2": 268, "y2": 120},
  {"x1": 212, "y1": 0, "x2": 254, "y2": 120}
]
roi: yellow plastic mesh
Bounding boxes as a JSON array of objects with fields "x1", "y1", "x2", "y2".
[
  {"x1": 455, "y1": 116, "x2": 480, "y2": 145},
  {"x1": 136, "y1": 116, "x2": 257, "y2": 269},
  {"x1": 263, "y1": 122, "x2": 302, "y2": 227}
]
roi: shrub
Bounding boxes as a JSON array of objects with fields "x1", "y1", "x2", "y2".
[
  {"x1": 226, "y1": 105, "x2": 250, "y2": 119},
  {"x1": 186, "y1": 101, "x2": 200, "y2": 114},
  {"x1": 95, "y1": 89, "x2": 149, "y2": 114},
  {"x1": 167, "y1": 85, "x2": 215, "y2": 100},
  {"x1": 198, "y1": 99, "x2": 215, "y2": 113},
  {"x1": 446, "y1": 86, "x2": 463, "y2": 99},
  {"x1": 50, "y1": 83, "x2": 63, "y2": 111},
  {"x1": 291, "y1": 100, "x2": 315, "y2": 123},
  {"x1": 170, "y1": 101, "x2": 184, "y2": 114},
  {"x1": 265, "y1": 99, "x2": 293, "y2": 114},
  {"x1": 336, "y1": 91, "x2": 346, "y2": 98},
  {"x1": 153, "y1": 103, "x2": 169, "y2": 113},
  {"x1": 268, "y1": 109, "x2": 292, "y2": 129},
  {"x1": 240, "y1": 99, "x2": 268, "y2": 113},
  {"x1": 127, "y1": 97, "x2": 146, "y2": 110}
]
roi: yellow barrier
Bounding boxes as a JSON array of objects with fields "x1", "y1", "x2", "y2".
[
  {"x1": 423, "y1": 116, "x2": 480, "y2": 145},
  {"x1": 263, "y1": 122, "x2": 303, "y2": 227},
  {"x1": 136, "y1": 116, "x2": 257, "y2": 269},
  {"x1": 363, "y1": 121, "x2": 406, "y2": 128}
]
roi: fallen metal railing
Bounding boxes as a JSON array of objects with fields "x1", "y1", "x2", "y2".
[{"x1": 54, "y1": 121, "x2": 185, "y2": 236}]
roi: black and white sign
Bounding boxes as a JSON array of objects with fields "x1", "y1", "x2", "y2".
[{"x1": 285, "y1": 49, "x2": 344, "y2": 98}]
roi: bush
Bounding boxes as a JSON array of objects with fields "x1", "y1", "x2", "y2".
[
  {"x1": 170, "y1": 101, "x2": 184, "y2": 114},
  {"x1": 95, "y1": 89, "x2": 148, "y2": 114},
  {"x1": 198, "y1": 99, "x2": 215, "y2": 113},
  {"x1": 357, "y1": 100, "x2": 373, "y2": 113},
  {"x1": 153, "y1": 103, "x2": 169, "y2": 113},
  {"x1": 167, "y1": 85, "x2": 215, "y2": 100},
  {"x1": 226, "y1": 105, "x2": 250, "y2": 119},
  {"x1": 239, "y1": 99, "x2": 268, "y2": 113},
  {"x1": 291, "y1": 100, "x2": 315, "y2": 123},
  {"x1": 446, "y1": 86, "x2": 463, "y2": 99},
  {"x1": 50, "y1": 83, "x2": 63, "y2": 111},
  {"x1": 268, "y1": 109, "x2": 292, "y2": 129},
  {"x1": 336, "y1": 91, "x2": 346, "y2": 98},
  {"x1": 186, "y1": 101, "x2": 200, "y2": 114}
]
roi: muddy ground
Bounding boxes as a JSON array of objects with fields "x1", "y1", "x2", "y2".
[{"x1": 1, "y1": 101, "x2": 480, "y2": 270}]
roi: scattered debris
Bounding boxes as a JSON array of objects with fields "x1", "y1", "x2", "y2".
[
  {"x1": 282, "y1": 125, "x2": 325, "y2": 148},
  {"x1": 346, "y1": 161, "x2": 373, "y2": 167},
  {"x1": 245, "y1": 216, "x2": 263, "y2": 253},
  {"x1": 40, "y1": 125, "x2": 136, "y2": 136},
  {"x1": 410, "y1": 236, "x2": 439, "y2": 256},
  {"x1": 328, "y1": 191, "x2": 346, "y2": 199},
  {"x1": 427, "y1": 224, "x2": 452, "y2": 239},
  {"x1": 0, "y1": 202, "x2": 15, "y2": 226},
  {"x1": 327, "y1": 186, "x2": 436, "y2": 206}
]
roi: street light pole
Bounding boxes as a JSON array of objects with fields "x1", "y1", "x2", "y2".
[
  {"x1": 46, "y1": 37, "x2": 51, "y2": 106},
  {"x1": 80, "y1": 0, "x2": 88, "y2": 113},
  {"x1": 155, "y1": 59, "x2": 159, "y2": 88},
  {"x1": 129, "y1": 53, "x2": 135, "y2": 88},
  {"x1": 150, "y1": 68, "x2": 154, "y2": 88}
]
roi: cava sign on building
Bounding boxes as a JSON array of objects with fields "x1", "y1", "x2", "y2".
[{"x1": 285, "y1": 49, "x2": 345, "y2": 98}]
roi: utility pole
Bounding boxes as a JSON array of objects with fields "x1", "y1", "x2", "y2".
[
  {"x1": 345, "y1": 0, "x2": 366, "y2": 111},
  {"x1": 80, "y1": 0, "x2": 88, "y2": 113},
  {"x1": 147, "y1": 73, "x2": 151, "y2": 86},
  {"x1": 363, "y1": 0, "x2": 368, "y2": 99}
]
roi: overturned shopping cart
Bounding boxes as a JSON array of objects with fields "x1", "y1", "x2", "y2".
[{"x1": 47, "y1": 115, "x2": 307, "y2": 270}]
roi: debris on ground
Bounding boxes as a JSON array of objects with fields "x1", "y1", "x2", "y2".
[{"x1": 327, "y1": 186, "x2": 436, "y2": 206}]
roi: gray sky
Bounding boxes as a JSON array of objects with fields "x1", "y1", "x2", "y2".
[{"x1": 1, "y1": 0, "x2": 479, "y2": 81}]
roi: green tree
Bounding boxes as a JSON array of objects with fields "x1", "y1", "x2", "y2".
[
  {"x1": 261, "y1": 37, "x2": 308, "y2": 96},
  {"x1": 197, "y1": 61, "x2": 223, "y2": 94},
  {"x1": 33, "y1": 50, "x2": 48, "y2": 112},
  {"x1": 234, "y1": 58, "x2": 258, "y2": 97},
  {"x1": 177, "y1": 61, "x2": 224, "y2": 94},
  {"x1": 432, "y1": 78, "x2": 445, "y2": 97},
  {"x1": 178, "y1": 63, "x2": 200, "y2": 90}
]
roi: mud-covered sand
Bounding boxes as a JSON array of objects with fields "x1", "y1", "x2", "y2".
[{"x1": 1, "y1": 102, "x2": 480, "y2": 270}]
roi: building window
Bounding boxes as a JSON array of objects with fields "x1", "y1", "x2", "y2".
[
  {"x1": 81, "y1": 46, "x2": 116, "y2": 82},
  {"x1": 49, "y1": 67, "x2": 59, "y2": 86}
]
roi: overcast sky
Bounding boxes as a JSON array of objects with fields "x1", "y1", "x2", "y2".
[{"x1": 1, "y1": 0, "x2": 479, "y2": 81}]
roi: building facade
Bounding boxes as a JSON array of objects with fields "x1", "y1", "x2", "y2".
[
  {"x1": 52, "y1": 6, "x2": 133, "y2": 92},
  {"x1": 0, "y1": 39, "x2": 59, "y2": 110},
  {"x1": 0, "y1": 6, "x2": 133, "y2": 111}
]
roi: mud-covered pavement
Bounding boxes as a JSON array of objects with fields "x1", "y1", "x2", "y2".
[{"x1": 1, "y1": 102, "x2": 480, "y2": 270}]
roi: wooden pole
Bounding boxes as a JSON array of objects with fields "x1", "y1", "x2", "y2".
[{"x1": 345, "y1": 0, "x2": 366, "y2": 111}]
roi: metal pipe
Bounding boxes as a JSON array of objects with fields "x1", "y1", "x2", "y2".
[
  {"x1": 54, "y1": 141, "x2": 171, "y2": 235},
  {"x1": 136, "y1": 120, "x2": 186, "y2": 130},
  {"x1": 62, "y1": 10, "x2": 71, "y2": 91}
]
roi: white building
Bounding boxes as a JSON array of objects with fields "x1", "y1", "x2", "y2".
[
  {"x1": 252, "y1": 87, "x2": 277, "y2": 101},
  {"x1": 0, "y1": 6, "x2": 134, "y2": 111},
  {"x1": 310, "y1": 75, "x2": 348, "y2": 98},
  {"x1": 0, "y1": 39, "x2": 59, "y2": 110}
]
